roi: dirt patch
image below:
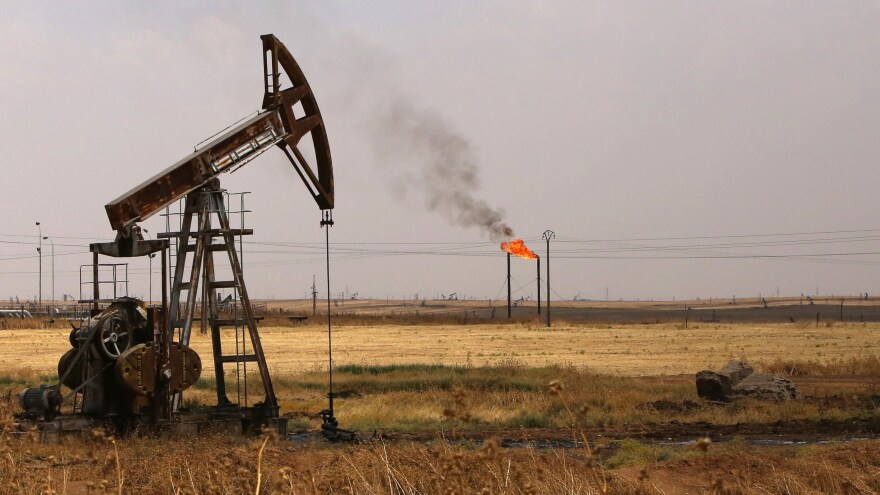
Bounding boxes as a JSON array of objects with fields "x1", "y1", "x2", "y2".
[
  {"x1": 642, "y1": 399, "x2": 702, "y2": 413},
  {"x1": 618, "y1": 440, "x2": 880, "y2": 494},
  {"x1": 383, "y1": 417, "x2": 880, "y2": 447}
]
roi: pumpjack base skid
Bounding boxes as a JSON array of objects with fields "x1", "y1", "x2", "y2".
[{"x1": 14, "y1": 406, "x2": 287, "y2": 443}]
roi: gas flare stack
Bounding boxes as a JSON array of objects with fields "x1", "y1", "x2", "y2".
[{"x1": 501, "y1": 239, "x2": 539, "y2": 318}]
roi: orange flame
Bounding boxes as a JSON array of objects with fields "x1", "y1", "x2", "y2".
[{"x1": 500, "y1": 239, "x2": 538, "y2": 260}]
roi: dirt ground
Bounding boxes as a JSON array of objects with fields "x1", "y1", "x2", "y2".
[
  {"x1": 611, "y1": 439, "x2": 880, "y2": 495},
  {"x1": 2, "y1": 431, "x2": 876, "y2": 494},
  {"x1": 1, "y1": 321, "x2": 878, "y2": 377}
]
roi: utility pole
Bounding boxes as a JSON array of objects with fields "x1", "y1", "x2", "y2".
[
  {"x1": 35, "y1": 222, "x2": 42, "y2": 311},
  {"x1": 537, "y1": 256, "x2": 541, "y2": 315},
  {"x1": 507, "y1": 252, "x2": 512, "y2": 318},
  {"x1": 311, "y1": 275, "x2": 317, "y2": 315},
  {"x1": 144, "y1": 229, "x2": 154, "y2": 304},
  {"x1": 543, "y1": 230, "x2": 555, "y2": 327},
  {"x1": 43, "y1": 236, "x2": 54, "y2": 315}
]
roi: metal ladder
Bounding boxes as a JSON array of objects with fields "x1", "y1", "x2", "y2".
[{"x1": 158, "y1": 181, "x2": 277, "y2": 412}]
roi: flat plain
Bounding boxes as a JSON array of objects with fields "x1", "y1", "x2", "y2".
[
  {"x1": 1, "y1": 301, "x2": 879, "y2": 493},
  {"x1": 2, "y1": 320, "x2": 878, "y2": 376}
]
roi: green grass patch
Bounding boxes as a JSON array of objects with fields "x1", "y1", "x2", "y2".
[
  {"x1": 275, "y1": 364, "x2": 561, "y2": 395},
  {"x1": 334, "y1": 363, "x2": 453, "y2": 375},
  {"x1": 506, "y1": 410, "x2": 554, "y2": 428},
  {"x1": 603, "y1": 439, "x2": 682, "y2": 468},
  {"x1": 192, "y1": 377, "x2": 217, "y2": 390},
  {"x1": 0, "y1": 375, "x2": 28, "y2": 386}
]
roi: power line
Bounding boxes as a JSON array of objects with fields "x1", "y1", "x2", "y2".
[
  {"x1": 552, "y1": 251, "x2": 880, "y2": 260},
  {"x1": 0, "y1": 234, "x2": 105, "y2": 241},
  {"x1": 0, "y1": 239, "x2": 90, "y2": 249},
  {"x1": 3, "y1": 226, "x2": 880, "y2": 245},
  {"x1": 554, "y1": 227, "x2": 880, "y2": 243},
  {"x1": 3, "y1": 227, "x2": 880, "y2": 277},
  {"x1": 2, "y1": 247, "x2": 880, "y2": 275},
  {"x1": 551, "y1": 235, "x2": 880, "y2": 253},
  {"x1": 0, "y1": 250, "x2": 85, "y2": 262}
]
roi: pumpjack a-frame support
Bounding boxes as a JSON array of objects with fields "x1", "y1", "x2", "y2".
[{"x1": 158, "y1": 179, "x2": 278, "y2": 418}]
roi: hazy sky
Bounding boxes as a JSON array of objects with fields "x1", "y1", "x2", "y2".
[{"x1": 2, "y1": 1, "x2": 880, "y2": 302}]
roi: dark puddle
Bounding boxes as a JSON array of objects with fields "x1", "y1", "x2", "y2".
[{"x1": 290, "y1": 431, "x2": 876, "y2": 449}]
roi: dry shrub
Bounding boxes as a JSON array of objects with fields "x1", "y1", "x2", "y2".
[
  {"x1": 0, "y1": 376, "x2": 877, "y2": 493},
  {"x1": 652, "y1": 442, "x2": 880, "y2": 494},
  {"x1": 759, "y1": 353, "x2": 880, "y2": 376},
  {"x1": 0, "y1": 318, "x2": 69, "y2": 330},
  {"x1": 0, "y1": 431, "x2": 648, "y2": 494},
  {"x1": 0, "y1": 373, "x2": 638, "y2": 494}
]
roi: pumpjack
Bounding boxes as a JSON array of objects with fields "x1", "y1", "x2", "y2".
[{"x1": 16, "y1": 34, "x2": 336, "y2": 439}]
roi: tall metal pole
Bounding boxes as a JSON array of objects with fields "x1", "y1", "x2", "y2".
[
  {"x1": 321, "y1": 211, "x2": 335, "y2": 415},
  {"x1": 36, "y1": 222, "x2": 42, "y2": 310},
  {"x1": 50, "y1": 240, "x2": 54, "y2": 311},
  {"x1": 543, "y1": 230, "x2": 555, "y2": 327},
  {"x1": 161, "y1": 242, "x2": 168, "y2": 317},
  {"x1": 43, "y1": 236, "x2": 54, "y2": 315},
  {"x1": 144, "y1": 229, "x2": 154, "y2": 304},
  {"x1": 507, "y1": 252, "x2": 512, "y2": 318},
  {"x1": 92, "y1": 251, "x2": 99, "y2": 314},
  {"x1": 158, "y1": 240, "x2": 169, "y2": 421},
  {"x1": 537, "y1": 256, "x2": 541, "y2": 315}
]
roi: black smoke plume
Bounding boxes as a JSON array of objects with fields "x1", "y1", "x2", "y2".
[{"x1": 367, "y1": 96, "x2": 513, "y2": 240}]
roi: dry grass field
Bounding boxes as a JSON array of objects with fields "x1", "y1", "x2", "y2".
[
  {"x1": 1, "y1": 321, "x2": 878, "y2": 377},
  {"x1": 0, "y1": 392, "x2": 877, "y2": 494},
  {"x1": 0, "y1": 314, "x2": 878, "y2": 493},
  {"x1": 0, "y1": 420, "x2": 872, "y2": 495}
]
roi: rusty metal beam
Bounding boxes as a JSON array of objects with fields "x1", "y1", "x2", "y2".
[
  {"x1": 104, "y1": 34, "x2": 334, "y2": 234},
  {"x1": 104, "y1": 112, "x2": 284, "y2": 231}
]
